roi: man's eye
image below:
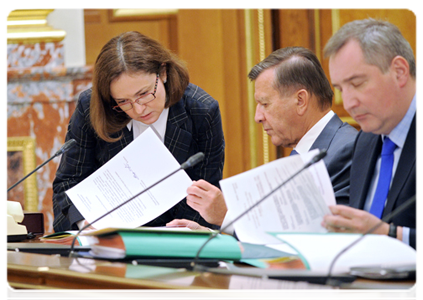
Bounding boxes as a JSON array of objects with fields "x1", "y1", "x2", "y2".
[{"x1": 351, "y1": 81, "x2": 364, "y2": 88}]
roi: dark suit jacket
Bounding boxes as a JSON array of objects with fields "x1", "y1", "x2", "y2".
[
  {"x1": 349, "y1": 116, "x2": 416, "y2": 249},
  {"x1": 52, "y1": 83, "x2": 225, "y2": 232},
  {"x1": 310, "y1": 114, "x2": 358, "y2": 205}
]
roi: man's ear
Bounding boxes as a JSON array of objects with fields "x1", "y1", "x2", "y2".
[
  {"x1": 391, "y1": 56, "x2": 410, "y2": 88},
  {"x1": 296, "y1": 89, "x2": 309, "y2": 116}
]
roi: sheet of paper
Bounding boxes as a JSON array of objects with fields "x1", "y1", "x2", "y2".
[
  {"x1": 65, "y1": 127, "x2": 192, "y2": 229},
  {"x1": 272, "y1": 233, "x2": 416, "y2": 274},
  {"x1": 220, "y1": 149, "x2": 336, "y2": 244}
]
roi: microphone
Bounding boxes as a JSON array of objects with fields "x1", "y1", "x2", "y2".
[
  {"x1": 181, "y1": 152, "x2": 205, "y2": 169},
  {"x1": 7, "y1": 139, "x2": 77, "y2": 193},
  {"x1": 325, "y1": 194, "x2": 416, "y2": 286},
  {"x1": 54, "y1": 139, "x2": 77, "y2": 156},
  {"x1": 69, "y1": 152, "x2": 205, "y2": 256},
  {"x1": 191, "y1": 149, "x2": 328, "y2": 269}
]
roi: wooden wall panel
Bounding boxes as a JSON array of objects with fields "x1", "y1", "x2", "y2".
[
  {"x1": 177, "y1": 9, "x2": 252, "y2": 177},
  {"x1": 84, "y1": 9, "x2": 177, "y2": 64},
  {"x1": 276, "y1": 10, "x2": 314, "y2": 50}
]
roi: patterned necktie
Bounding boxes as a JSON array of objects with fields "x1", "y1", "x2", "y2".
[{"x1": 369, "y1": 137, "x2": 397, "y2": 218}]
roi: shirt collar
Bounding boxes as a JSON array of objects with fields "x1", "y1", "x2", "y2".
[
  {"x1": 294, "y1": 110, "x2": 335, "y2": 154},
  {"x1": 126, "y1": 108, "x2": 169, "y2": 143},
  {"x1": 385, "y1": 94, "x2": 416, "y2": 149}
]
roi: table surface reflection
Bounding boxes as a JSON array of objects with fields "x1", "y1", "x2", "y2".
[{"x1": 7, "y1": 251, "x2": 415, "y2": 290}]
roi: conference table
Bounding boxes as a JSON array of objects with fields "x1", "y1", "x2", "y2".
[{"x1": 7, "y1": 239, "x2": 415, "y2": 299}]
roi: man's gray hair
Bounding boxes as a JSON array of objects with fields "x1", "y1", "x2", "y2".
[
  {"x1": 324, "y1": 18, "x2": 415, "y2": 78},
  {"x1": 248, "y1": 46, "x2": 334, "y2": 111}
]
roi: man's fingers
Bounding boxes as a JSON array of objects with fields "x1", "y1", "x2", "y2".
[
  {"x1": 323, "y1": 214, "x2": 354, "y2": 231},
  {"x1": 329, "y1": 205, "x2": 362, "y2": 219}
]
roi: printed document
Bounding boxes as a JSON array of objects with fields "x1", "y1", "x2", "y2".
[
  {"x1": 220, "y1": 150, "x2": 336, "y2": 244},
  {"x1": 65, "y1": 127, "x2": 192, "y2": 229}
]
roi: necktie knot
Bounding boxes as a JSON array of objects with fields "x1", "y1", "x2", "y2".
[
  {"x1": 289, "y1": 149, "x2": 298, "y2": 156},
  {"x1": 381, "y1": 137, "x2": 397, "y2": 156}
]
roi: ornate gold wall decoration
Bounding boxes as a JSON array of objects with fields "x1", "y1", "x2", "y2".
[
  {"x1": 7, "y1": 9, "x2": 66, "y2": 44},
  {"x1": 7, "y1": 137, "x2": 39, "y2": 212}
]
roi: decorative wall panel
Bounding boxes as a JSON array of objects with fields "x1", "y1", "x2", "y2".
[{"x1": 7, "y1": 41, "x2": 92, "y2": 234}]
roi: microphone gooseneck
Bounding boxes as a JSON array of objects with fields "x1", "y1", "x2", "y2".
[
  {"x1": 7, "y1": 139, "x2": 77, "y2": 193},
  {"x1": 325, "y1": 194, "x2": 416, "y2": 286},
  {"x1": 191, "y1": 149, "x2": 327, "y2": 269},
  {"x1": 69, "y1": 152, "x2": 205, "y2": 256}
]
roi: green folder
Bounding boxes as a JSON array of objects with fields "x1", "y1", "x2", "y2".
[
  {"x1": 88, "y1": 227, "x2": 242, "y2": 260},
  {"x1": 120, "y1": 231, "x2": 241, "y2": 260}
]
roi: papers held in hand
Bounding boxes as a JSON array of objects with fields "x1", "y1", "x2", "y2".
[{"x1": 81, "y1": 227, "x2": 242, "y2": 260}]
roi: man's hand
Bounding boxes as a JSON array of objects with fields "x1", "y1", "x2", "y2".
[
  {"x1": 166, "y1": 219, "x2": 211, "y2": 231},
  {"x1": 322, "y1": 205, "x2": 390, "y2": 235},
  {"x1": 186, "y1": 180, "x2": 227, "y2": 226}
]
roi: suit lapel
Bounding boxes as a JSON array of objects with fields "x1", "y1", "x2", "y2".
[
  {"x1": 164, "y1": 101, "x2": 192, "y2": 165},
  {"x1": 350, "y1": 133, "x2": 382, "y2": 209},
  {"x1": 383, "y1": 115, "x2": 416, "y2": 214},
  {"x1": 310, "y1": 114, "x2": 343, "y2": 150}
]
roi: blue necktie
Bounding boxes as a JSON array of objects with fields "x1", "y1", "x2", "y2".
[
  {"x1": 290, "y1": 149, "x2": 298, "y2": 156},
  {"x1": 369, "y1": 137, "x2": 397, "y2": 218}
]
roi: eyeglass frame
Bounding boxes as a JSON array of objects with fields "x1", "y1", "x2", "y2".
[{"x1": 112, "y1": 73, "x2": 160, "y2": 112}]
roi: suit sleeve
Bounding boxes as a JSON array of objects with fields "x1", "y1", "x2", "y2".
[
  {"x1": 52, "y1": 91, "x2": 99, "y2": 232},
  {"x1": 324, "y1": 125, "x2": 357, "y2": 205},
  {"x1": 192, "y1": 99, "x2": 225, "y2": 188}
]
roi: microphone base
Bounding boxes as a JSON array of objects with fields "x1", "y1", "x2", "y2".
[{"x1": 7, "y1": 234, "x2": 28, "y2": 242}]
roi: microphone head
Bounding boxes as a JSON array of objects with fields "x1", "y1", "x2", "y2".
[
  {"x1": 55, "y1": 139, "x2": 77, "y2": 156},
  {"x1": 181, "y1": 152, "x2": 205, "y2": 170}
]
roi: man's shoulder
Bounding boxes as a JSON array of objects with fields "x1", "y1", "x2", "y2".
[{"x1": 322, "y1": 113, "x2": 358, "y2": 142}]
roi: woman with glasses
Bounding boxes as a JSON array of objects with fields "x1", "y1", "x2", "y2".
[{"x1": 52, "y1": 31, "x2": 225, "y2": 232}]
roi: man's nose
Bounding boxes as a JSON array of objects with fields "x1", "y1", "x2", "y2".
[
  {"x1": 341, "y1": 89, "x2": 359, "y2": 112},
  {"x1": 254, "y1": 104, "x2": 264, "y2": 123}
]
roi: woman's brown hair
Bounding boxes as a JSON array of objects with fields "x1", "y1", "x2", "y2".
[{"x1": 90, "y1": 31, "x2": 190, "y2": 142}]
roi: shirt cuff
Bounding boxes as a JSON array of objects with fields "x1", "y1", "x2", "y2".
[
  {"x1": 402, "y1": 226, "x2": 410, "y2": 245},
  {"x1": 220, "y1": 214, "x2": 235, "y2": 235},
  {"x1": 76, "y1": 219, "x2": 85, "y2": 230}
]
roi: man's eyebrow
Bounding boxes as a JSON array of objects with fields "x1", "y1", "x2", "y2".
[
  {"x1": 343, "y1": 74, "x2": 367, "y2": 83},
  {"x1": 332, "y1": 74, "x2": 366, "y2": 88}
]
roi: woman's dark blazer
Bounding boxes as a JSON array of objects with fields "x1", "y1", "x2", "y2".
[{"x1": 52, "y1": 83, "x2": 225, "y2": 232}]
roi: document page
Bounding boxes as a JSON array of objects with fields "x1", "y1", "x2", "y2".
[
  {"x1": 271, "y1": 233, "x2": 416, "y2": 274},
  {"x1": 66, "y1": 127, "x2": 192, "y2": 229},
  {"x1": 220, "y1": 150, "x2": 336, "y2": 244}
]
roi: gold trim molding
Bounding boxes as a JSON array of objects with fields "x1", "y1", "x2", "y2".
[
  {"x1": 244, "y1": 10, "x2": 258, "y2": 169},
  {"x1": 7, "y1": 137, "x2": 39, "y2": 212},
  {"x1": 257, "y1": 9, "x2": 269, "y2": 165},
  {"x1": 331, "y1": 9, "x2": 343, "y2": 106},
  {"x1": 109, "y1": 9, "x2": 178, "y2": 22},
  {"x1": 113, "y1": 9, "x2": 178, "y2": 17},
  {"x1": 7, "y1": 9, "x2": 66, "y2": 44}
]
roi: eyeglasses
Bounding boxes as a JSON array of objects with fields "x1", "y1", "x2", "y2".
[{"x1": 113, "y1": 73, "x2": 159, "y2": 112}]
